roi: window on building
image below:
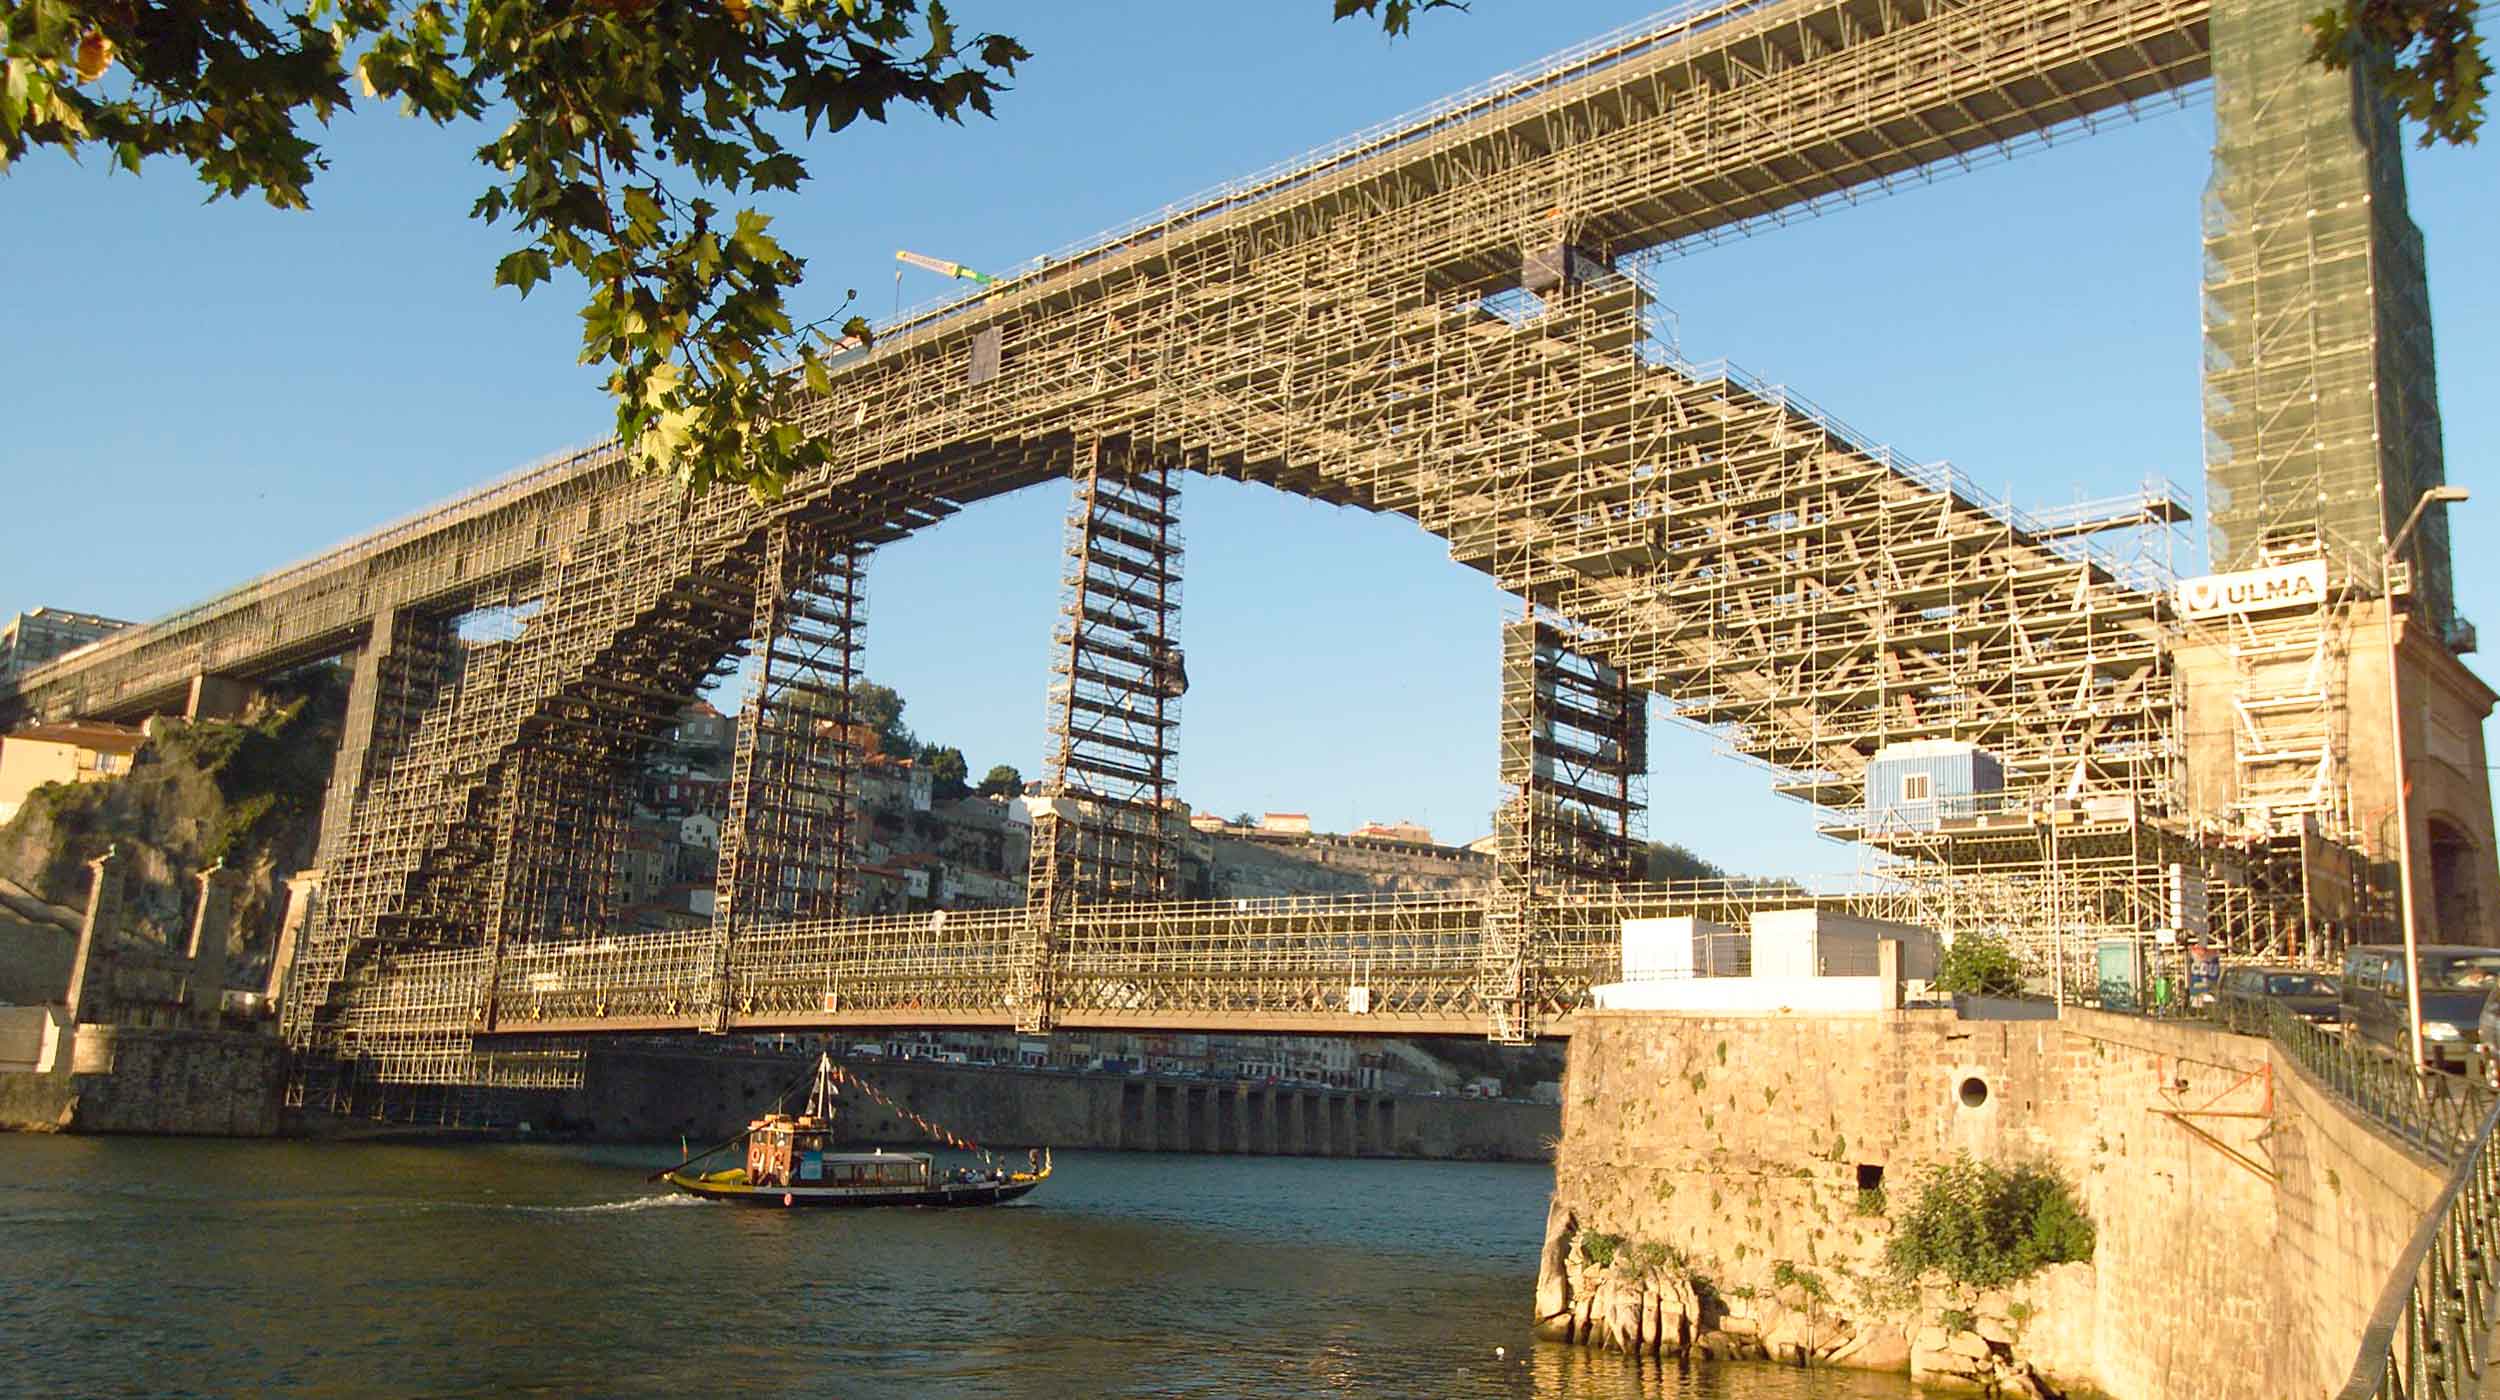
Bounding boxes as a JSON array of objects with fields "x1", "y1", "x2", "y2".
[{"x1": 1899, "y1": 773, "x2": 1932, "y2": 803}]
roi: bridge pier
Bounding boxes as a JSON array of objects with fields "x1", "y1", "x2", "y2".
[
  {"x1": 62, "y1": 846, "x2": 124, "y2": 1027},
  {"x1": 1184, "y1": 1084, "x2": 1209, "y2": 1152},
  {"x1": 263, "y1": 872, "x2": 319, "y2": 1010},
  {"x1": 1017, "y1": 440, "x2": 1185, "y2": 1034},
  {"x1": 1153, "y1": 1082, "x2": 1181, "y2": 1151},
  {"x1": 182, "y1": 673, "x2": 258, "y2": 722},
  {"x1": 1482, "y1": 612, "x2": 1649, "y2": 1042},
  {"x1": 713, "y1": 522, "x2": 868, "y2": 1031},
  {"x1": 182, "y1": 862, "x2": 241, "y2": 1024}
]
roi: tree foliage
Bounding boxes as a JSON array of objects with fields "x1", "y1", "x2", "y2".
[
  {"x1": 2, "y1": 0, "x2": 1458, "y2": 498},
  {"x1": 1645, "y1": 840, "x2": 1725, "y2": 883},
  {"x1": 916, "y1": 742, "x2": 967, "y2": 799},
  {"x1": 977, "y1": 763, "x2": 1022, "y2": 798},
  {"x1": 1935, "y1": 930, "x2": 2027, "y2": 999},
  {"x1": 2310, "y1": 0, "x2": 2488, "y2": 145},
  {"x1": 849, "y1": 680, "x2": 909, "y2": 755},
  {"x1": 1885, "y1": 1155, "x2": 2096, "y2": 1291}
]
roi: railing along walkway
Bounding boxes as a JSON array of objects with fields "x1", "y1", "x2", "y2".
[{"x1": 2266, "y1": 1008, "x2": 2500, "y2": 1400}]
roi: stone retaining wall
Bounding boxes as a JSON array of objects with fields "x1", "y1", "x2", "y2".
[
  {"x1": 0, "y1": 1024, "x2": 285, "y2": 1135},
  {"x1": 1541, "y1": 1007, "x2": 2444, "y2": 1397}
]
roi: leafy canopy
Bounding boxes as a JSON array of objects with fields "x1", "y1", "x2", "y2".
[
  {"x1": 977, "y1": 763, "x2": 1022, "y2": 798},
  {"x1": 1935, "y1": 930, "x2": 2027, "y2": 999},
  {"x1": 1885, "y1": 1155, "x2": 2096, "y2": 1291},
  {"x1": 2309, "y1": 0, "x2": 2488, "y2": 145},
  {"x1": 1, "y1": 0, "x2": 1459, "y2": 498},
  {"x1": 915, "y1": 742, "x2": 967, "y2": 799}
]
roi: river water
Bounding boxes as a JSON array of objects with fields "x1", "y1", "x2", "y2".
[{"x1": 1, "y1": 1136, "x2": 1927, "y2": 1398}]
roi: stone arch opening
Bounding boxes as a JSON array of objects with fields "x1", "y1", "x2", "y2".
[{"x1": 2428, "y1": 816, "x2": 2483, "y2": 943}]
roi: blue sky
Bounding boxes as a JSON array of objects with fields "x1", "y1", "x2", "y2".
[{"x1": 2, "y1": 2, "x2": 2492, "y2": 876}]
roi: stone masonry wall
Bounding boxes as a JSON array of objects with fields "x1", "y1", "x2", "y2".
[
  {"x1": 1541, "y1": 1007, "x2": 2434, "y2": 1397},
  {"x1": 2264, "y1": 1046, "x2": 2449, "y2": 1397},
  {"x1": 560, "y1": 1047, "x2": 1555, "y2": 1161},
  {"x1": 0, "y1": 1025, "x2": 284, "y2": 1135}
]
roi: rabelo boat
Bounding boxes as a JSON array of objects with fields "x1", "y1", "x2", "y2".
[{"x1": 657, "y1": 1052, "x2": 1051, "y2": 1209}]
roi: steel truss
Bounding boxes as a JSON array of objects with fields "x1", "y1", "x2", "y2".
[
  {"x1": 1030, "y1": 441, "x2": 1184, "y2": 905},
  {"x1": 714, "y1": 523, "x2": 868, "y2": 1027},
  {"x1": 1019, "y1": 441, "x2": 1186, "y2": 1032},
  {"x1": 9, "y1": 0, "x2": 2444, "y2": 1082}
]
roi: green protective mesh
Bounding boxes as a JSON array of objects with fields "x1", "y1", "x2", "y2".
[{"x1": 2202, "y1": 0, "x2": 2454, "y2": 636}]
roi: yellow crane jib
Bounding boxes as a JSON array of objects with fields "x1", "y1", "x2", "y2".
[{"x1": 895, "y1": 249, "x2": 997, "y2": 286}]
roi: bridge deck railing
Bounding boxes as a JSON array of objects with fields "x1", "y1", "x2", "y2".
[{"x1": 333, "y1": 879, "x2": 1929, "y2": 1039}]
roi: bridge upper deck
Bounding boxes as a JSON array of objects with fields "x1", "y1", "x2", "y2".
[{"x1": 1, "y1": 0, "x2": 2210, "y2": 732}]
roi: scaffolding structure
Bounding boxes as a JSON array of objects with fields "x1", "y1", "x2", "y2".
[
  {"x1": 1028, "y1": 443, "x2": 1185, "y2": 906},
  {"x1": 10, "y1": 0, "x2": 2465, "y2": 1087},
  {"x1": 2202, "y1": 0, "x2": 2457, "y2": 640},
  {"x1": 712, "y1": 523, "x2": 868, "y2": 1029},
  {"x1": 1017, "y1": 443, "x2": 1185, "y2": 1032}
]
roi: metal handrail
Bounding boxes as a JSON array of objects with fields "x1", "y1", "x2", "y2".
[
  {"x1": 2270, "y1": 1007, "x2": 2484, "y2": 1166},
  {"x1": 2264, "y1": 1005, "x2": 2500, "y2": 1399},
  {"x1": 2333, "y1": 1088, "x2": 2500, "y2": 1400}
]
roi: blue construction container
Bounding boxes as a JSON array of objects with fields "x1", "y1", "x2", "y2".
[{"x1": 1863, "y1": 740, "x2": 2005, "y2": 830}]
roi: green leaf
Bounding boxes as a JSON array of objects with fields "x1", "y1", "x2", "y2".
[
  {"x1": 622, "y1": 185, "x2": 662, "y2": 232},
  {"x1": 493, "y1": 248, "x2": 552, "y2": 296}
]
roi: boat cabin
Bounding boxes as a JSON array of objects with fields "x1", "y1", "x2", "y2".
[{"x1": 743, "y1": 1113, "x2": 933, "y2": 1190}]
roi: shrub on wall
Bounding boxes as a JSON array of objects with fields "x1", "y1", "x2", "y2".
[
  {"x1": 1884, "y1": 1154, "x2": 2095, "y2": 1289},
  {"x1": 1935, "y1": 931, "x2": 2027, "y2": 998}
]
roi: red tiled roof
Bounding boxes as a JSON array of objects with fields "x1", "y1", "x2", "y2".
[{"x1": 8, "y1": 721, "x2": 144, "y2": 756}]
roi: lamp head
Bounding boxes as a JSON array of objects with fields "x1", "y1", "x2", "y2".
[{"x1": 2427, "y1": 485, "x2": 2471, "y2": 506}]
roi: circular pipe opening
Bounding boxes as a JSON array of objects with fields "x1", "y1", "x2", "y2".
[{"x1": 1958, "y1": 1076, "x2": 1990, "y2": 1109}]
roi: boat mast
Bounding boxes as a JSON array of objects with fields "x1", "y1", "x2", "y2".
[{"x1": 806, "y1": 1051, "x2": 839, "y2": 1120}]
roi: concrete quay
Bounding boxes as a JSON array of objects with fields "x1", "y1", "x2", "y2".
[{"x1": 559, "y1": 1045, "x2": 1556, "y2": 1160}]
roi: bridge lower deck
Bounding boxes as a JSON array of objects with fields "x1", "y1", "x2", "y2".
[{"x1": 320, "y1": 884, "x2": 1894, "y2": 1079}]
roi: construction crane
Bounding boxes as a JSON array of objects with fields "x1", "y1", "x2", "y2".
[{"x1": 895, "y1": 249, "x2": 997, "y2": 286}]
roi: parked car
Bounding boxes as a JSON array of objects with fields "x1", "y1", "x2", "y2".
[
  {"x1": 2211, "y1": 965, "x2": 2340, "y2": 1034},
  {"x1": 2340, "y1": 944, "x2": 2500, "y2": 1073}
]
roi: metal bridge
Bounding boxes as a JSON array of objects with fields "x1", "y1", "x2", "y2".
[{"x1": 1, "y1": 0, "x2": 2444, "y2": 1095}]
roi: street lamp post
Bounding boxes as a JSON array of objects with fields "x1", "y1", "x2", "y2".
[{"x1": 2385, "y1": 484, "x2": 2468, "y2": 1072}]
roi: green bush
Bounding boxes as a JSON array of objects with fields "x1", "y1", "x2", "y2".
[
  {"x1": 1936, "y1": 931, "x2": 2027, "y2": 998},
  {"x1": 1771, "y1": 1260, "x2": 1829, "y2": 1303},
  {"x1": 1884, "y1": 1155, "x2": 2096, "y2": 1289},
  {"x1": 1580, "y1": 1231, "x2": 1623, "y2": 1268}
]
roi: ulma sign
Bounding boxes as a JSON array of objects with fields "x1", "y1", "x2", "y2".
[{"x1": 2174, "y1": 560, "x2": 2327, "y2": 619}]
